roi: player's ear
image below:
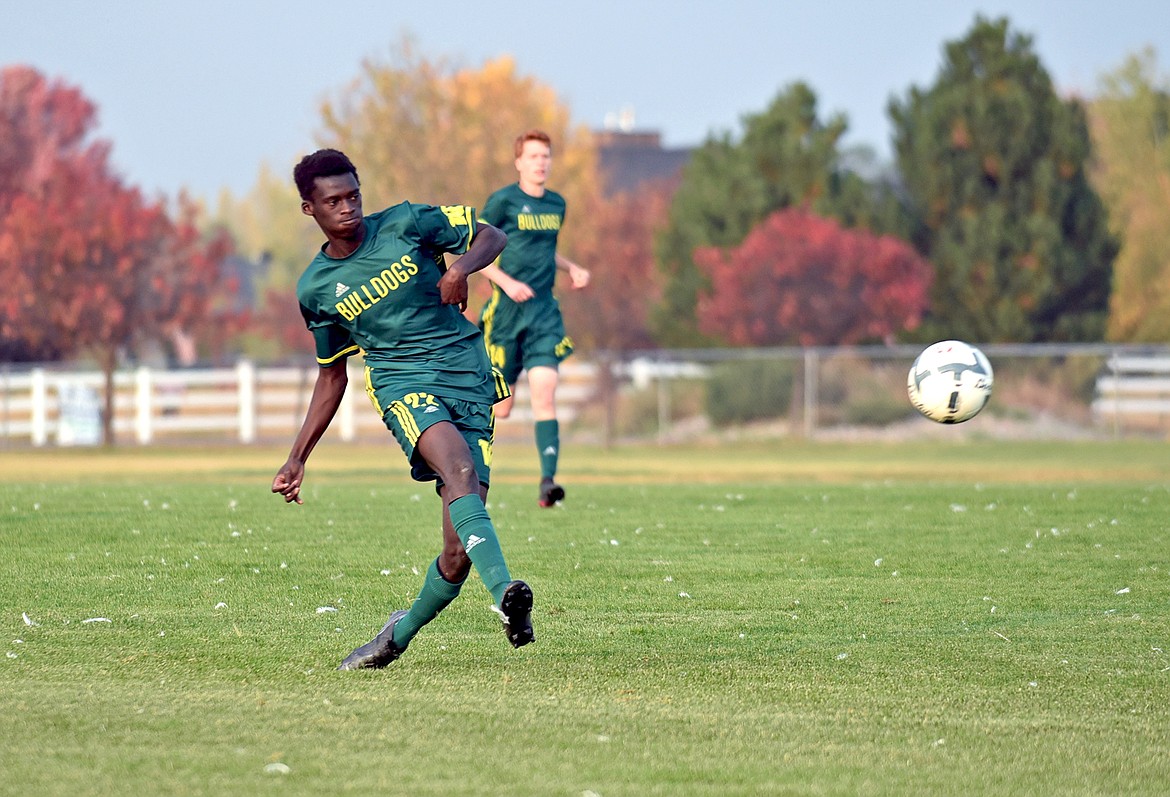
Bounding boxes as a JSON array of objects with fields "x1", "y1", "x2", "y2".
[{"x1": 301, "y1": 200, "x2": 314, "y2": 217}]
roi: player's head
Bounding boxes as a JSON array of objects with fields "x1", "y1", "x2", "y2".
[
  {"x1": 295, "y1": 149, "x2": 363, "y2": 238},
  {"x1": 294, "y1": 149, "x2": 360, "y2": 201},
  {"x1": 513, "y1": 129, "x2": 552, "y2": 159},
  {"x1": 514, "y1": 130, "x2": 552, "y2": 189}
]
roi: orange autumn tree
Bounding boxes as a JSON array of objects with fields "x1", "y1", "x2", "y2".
[{"x1": 694, "y1": 208, "x2": 932, "y2": 346}]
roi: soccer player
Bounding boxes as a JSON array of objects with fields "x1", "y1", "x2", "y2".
[
  {"x1": 478, "y1": 129, "x2": 591, "y2": 508},
  {"x1": 272, "y1": 149, "x2": 534, "y2": 670}
]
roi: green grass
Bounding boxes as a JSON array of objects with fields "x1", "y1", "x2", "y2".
[{"x1": 2, "y1": 440, "x2": 1168, "y2": 796}]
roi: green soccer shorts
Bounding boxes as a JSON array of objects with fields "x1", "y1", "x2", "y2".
[
  {"x1": 365, "y1": 377, "x2": 496, "y2": 488},
  {"x1": 480, "y1": 294, "x2": 574, "y2": 385}
]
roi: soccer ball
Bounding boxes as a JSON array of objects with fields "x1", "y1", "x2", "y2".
[{"x1": 907, "y1": 340, "x2": 993, "y2": 423}]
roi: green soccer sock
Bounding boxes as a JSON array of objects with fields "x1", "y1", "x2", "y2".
[
  {"x1": 448, "y1": 493, "x2": 512, "y2": 605},
  {"x1": 535, "y1": 419, "x2": 560, "y2": 480},
  {"x1": 391, "y1": 556, "x2": 465, "y2": 648}
]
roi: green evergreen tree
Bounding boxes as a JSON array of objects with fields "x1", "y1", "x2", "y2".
[
  {"x1": 889, "y1": 16, "x2": 1117, "y2": 342},
  {"x1": 652, "y1": 82, "x2": 908, "y2": 347}
]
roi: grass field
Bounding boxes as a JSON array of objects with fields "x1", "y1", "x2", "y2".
[{"x1": 2, "y1": 439, "x2": 1168, "y2": 796}]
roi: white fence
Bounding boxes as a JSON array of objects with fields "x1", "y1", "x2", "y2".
[
  {"x1": 0, "y1": 360, "x2": 599, "y2": 447},
  {"x1": 1091, "y1": 353, "x2": 1170, "y2": 434}
]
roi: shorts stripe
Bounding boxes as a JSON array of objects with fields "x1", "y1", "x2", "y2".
[
  {"x1": 364, "y1": 366, "x2": 382, "y2": 417},
  {"x1": 388, "y1": 400, "x2": 421, "y2": 446},
  {"x1": 492, "y1": 367, "x2": 511, "y2": 401},
  {"x1": 481, "y1": 289, "x2": 500, "y2": 348}
]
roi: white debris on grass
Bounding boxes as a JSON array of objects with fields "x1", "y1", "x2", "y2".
[
  {"x1": 316, "y1": 607, "x2": 338, "y2": 614},
  {"x1": 82, "y1": 618, "x2": 111, "y2": 624},
  {"x1": 836, "y1": 652, "x2": 849, "y2": 661},
  {"x1": 678, "y1": 592, "x2": 691, "y2": 599},
  {"x1": 1116, "y1": 587, "x2": 1131, "y2": 595},
  {"x1": 264, "y1": 763, "x2": 291, "y2": 775},
  {"x1": 950, "y1": 504, "x2": 967, "y2": 513},
  {"x1": 22, "y1": 613, "x2": 39, "y2": 627},
  {"x1": 214, "y1": 602, "x2": 227, "y2": 610},
  {"x1": 874, "y1": 558, "x2": 883, "y2": 567}
]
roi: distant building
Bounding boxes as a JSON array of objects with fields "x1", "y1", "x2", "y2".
[{"x1": 595, "y1": 128, "x2": 692, "y2": 197}]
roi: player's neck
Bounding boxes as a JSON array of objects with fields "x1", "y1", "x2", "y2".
[
  {"x1": 324, "y1": 224, "x2": 366, "y2": 259},
  {"x1": 517, "y1": 178, "x2": 546, "y2": 198}
]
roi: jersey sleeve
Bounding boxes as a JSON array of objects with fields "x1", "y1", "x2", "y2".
[
  {"x1": 480, "y1": 190, "x2": 505, "y2": 227},
  {"x1": 409, "y1": 203, "x2": 479, "y2": 256},
  {"x1": 300, "y1": 303, "x2": 359, "y2": 366}
]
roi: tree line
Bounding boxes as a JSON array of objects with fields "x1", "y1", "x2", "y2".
[{"x1": 2, "y1": 16, "x2": 1169, "y2": 413}]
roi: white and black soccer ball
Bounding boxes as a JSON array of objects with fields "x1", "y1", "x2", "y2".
[{"x1": 907, "y1": 340, "x2": 993, "y2": 423}]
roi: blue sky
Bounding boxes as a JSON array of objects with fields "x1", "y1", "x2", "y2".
[{"x1": 7, "y1": 0, "x2": 1167, "y2": 199}]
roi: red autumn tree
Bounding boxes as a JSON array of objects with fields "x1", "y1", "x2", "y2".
[
  {"x1": 0, "y1": 67, "x2": 241, "y2": 443},
  {"x1": 694, "y1": 208, "x2": 932, "y2": 346},
  {"x1": 558, "y1": 183, "x2": 672, "y2": 354}
]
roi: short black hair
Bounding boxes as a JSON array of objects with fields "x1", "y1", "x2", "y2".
[{"x1": 293, "y1": 149, "x2": 359, "y2": 201}]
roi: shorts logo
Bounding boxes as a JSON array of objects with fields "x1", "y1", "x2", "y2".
[
  {"x1": 335, "y1": 282, "x2": 350, "y2": 298},
  {"x1": 424, "y1": 405, "x2": 439, "y2": 413},
  {"x1": 465, "y1": 534, "x2": 486, "y2": 552}
]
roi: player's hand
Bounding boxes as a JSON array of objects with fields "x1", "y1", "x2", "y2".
[
  {"x1": 502, "y1": 279, "x2": 535, "y2": 302},
  {"x1": 568, "y1": 263, "x2": 590, "y2": 290},
  {"x1": 272, "y1": 459, "x2": 305, "y2": 504},
  {"x1": 437, "y1": 270, "x2": 470, "y2": 311}
]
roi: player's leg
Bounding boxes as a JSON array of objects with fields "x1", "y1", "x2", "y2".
[
  {"x1": 523, "y1": 305, "x2": 573, "y2": 507},
  {"x1": 494, "y1": 391, "x2": 517, "y2": 419},
  {"x1": 527, "y1": 366, "x2": 565, "y2": 507},
  {"x1": 339, "y1": 391, "x2": 468, "y2": 670},
  {"x1": 420, "y1": 418, "x2": 534, "y2": 648}
]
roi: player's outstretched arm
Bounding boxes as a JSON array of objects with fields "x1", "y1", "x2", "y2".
[{"x1": 272, "y1": 361, "x2": 349, "y2": 504}]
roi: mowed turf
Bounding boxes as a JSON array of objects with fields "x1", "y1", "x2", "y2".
[{"x1": 1, "y1": 439, "x2": 1168, "y2": 796}]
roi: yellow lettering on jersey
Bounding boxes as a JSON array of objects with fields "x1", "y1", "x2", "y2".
[
  {"x1": 335, "y1": 257, "x2": 422, "y2": 323},
  {"x1": 517, "y1": 213, "x2": 561, "y2": 231},
  {"x1": 390, "y1": 262, "x2": 410, "y2": 284},
  {"x1": 440, "y1": 205, "x2": 470, "y2": 229},
  {"x1": 478, "y1": 438, "x2": 493, "y2": 467}
]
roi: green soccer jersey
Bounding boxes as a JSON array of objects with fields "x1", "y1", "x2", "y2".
[
  {"x1": 480, "y1": 183, "x2": 565, "y2": 298},
  {"x1": 296, "y1": 201, "x2": 496, "y2": 404}
]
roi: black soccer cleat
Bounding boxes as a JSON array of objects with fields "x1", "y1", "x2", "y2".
[
  {"x1": 337, "y1": 609, "x2": 409, "y2": 670},
  {"x1": 495, "y1": 580, "x2": 535, "y2": 648},
  {"x1": 538, "y1": 478, "x2": 565, "y2": 508}
]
